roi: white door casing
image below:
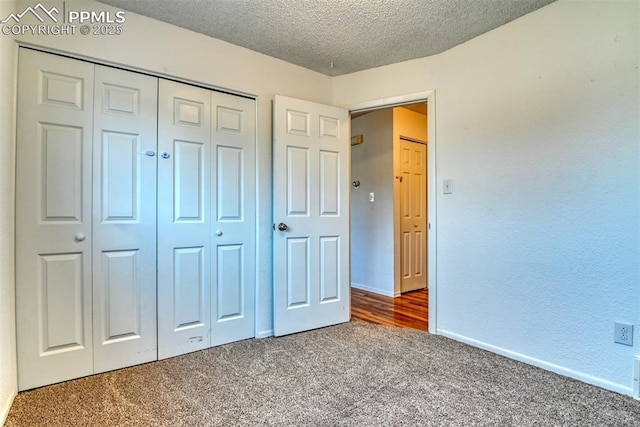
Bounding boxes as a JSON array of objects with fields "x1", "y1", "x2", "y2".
[
  {"x1": 15, "y1": 49, "x2": 95, "y2": 390},
  {"x1": 399, "y1": 139, "x2": 427, "y2": 293},
  {"x1": 92, "y1": 65, "x2": 158, "y2": 373},
  {"x1": 273, "y1": 95, "x2": 350, "y2": 336}
]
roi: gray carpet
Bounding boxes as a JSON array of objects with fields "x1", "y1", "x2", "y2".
[{"x1": 6, "y1": 321, "x2": 640, "y2": 426}]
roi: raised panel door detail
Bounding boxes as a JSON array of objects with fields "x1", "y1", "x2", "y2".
[
  {"x1": 100, "y1": 250, "x2": 140, "y2": 343},
  {"x1": 414, "y1": 232, "x2": 424, "y2": 277},
  {"x1": 174, "y1": 140, "x2": 204, "y2": 222},
  {"x1": 216, "y1": 245, "x2": 244, "y2": 321},
  {"x1": 102, "y1": 83, "x2": 139, "y2": 117},
  {"x1": 319, "y1": 116, "x2": 339, "y2": 140},
  {"x1": 173, "y1": 247, "x2": 206, "y2": 331},
  {"x1": 39, "y1": 123, "x2": 83, "y2": 222},
  {"x1": 39, "y1": 253, "x2": 85, "y2": 354},
  {"x1": 217, "y1": 146, "x2": 243, "y2": 221},
  {"x1": 287, "y1": 146, "x2": 309, "y2": 216},
  {"x1": 174, "y1": 98, "x2": 204, "y2": 127},
  {"x1": 413, "y1": 171, "x2": 424, "y2": 219},
  {"x1": 319, "y1": 236, "x2": 339, "y2": 303},
  {"x1": 217, "y1": 106, "x2": 243, "y2": 134},
  {"x1": 101, "y1": 131, "x2": 139, "y2": 222},
  {"x1": 402, "y1": 232, "x2": 412, "y2": 279},
  {"x1": 40, "y1": 71, "x2": 84, "y2": 109},
  {"x1": 287, "y1": 237, "x2": 310, "y2": 308},
  {"x1": 286, "y1": 109, "x2": 309, "y2": 136},
  {"x1": 319, "y1": 150, "x2": 339, "y2": 216}
]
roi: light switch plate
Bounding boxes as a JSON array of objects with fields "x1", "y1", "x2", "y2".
[{"x1": 443, "y1": 179, "x2": 453, "y2": 194}]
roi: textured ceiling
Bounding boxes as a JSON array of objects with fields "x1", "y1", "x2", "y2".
[{"x1": 99, "y1": 0, "x2": 555, "y2": 76}]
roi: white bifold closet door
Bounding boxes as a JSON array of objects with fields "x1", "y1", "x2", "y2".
[
  {"x1": 16, "y1": 49, "x2": 256, "y2": 390},
  {"x1": 16, "y1": 49, "x2": 158, "y2": 390},
  {"x1": 157, "y1": 80, "x2": 256, "y2": 359}
]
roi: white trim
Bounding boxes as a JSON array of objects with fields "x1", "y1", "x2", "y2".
[
  {"x1": 439, "y1": 329, "x2": 634, "y2": 397},
  {"x1": 351, "y1": 282, "x2": 398, "y2": 298},
  {"x1": 346, "y1": 90, "x2": 437, "y2": 334},
  {"x1": 1, "y1": 392, "x2": 16, "y2": 426},
  {"x1": 341, "y1": 91, "x2": 434, "y2": 114},
  {"x1": 256, "y1": 329, "x2": 274, "y2": 339}
]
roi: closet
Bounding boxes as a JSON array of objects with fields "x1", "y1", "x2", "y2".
[{"x1": 15, "y1": 49, "x2": 256, "y2": 391}]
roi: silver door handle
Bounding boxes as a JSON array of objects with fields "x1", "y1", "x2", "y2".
[
  {"x1": 161, "y1": 152, "x2": 170, "y2": 159},
  {"x1": 75, "y1": 233, "x2": 86, "y2": 242},
  {"x1": 145, "y1": 150, "x2": 155, "y2": 157},
  {"x1": 277, "y1": 223, "x2": 288, "y2": 231},
  {"x1": 215, "y1": 230, "x2": 223, "y2": 236}
]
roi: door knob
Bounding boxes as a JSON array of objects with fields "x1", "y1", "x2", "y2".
[
  {"x1": 277, "y1": 223, "x2": 288, "y2": 231},
  {"x1": 75, "y1": 233, "x2": 86, "y2": 242},
  {"x1": 161, "y1": 152, "x2": 170, "y2": 159},
  {"x1": 215, "y1": 230, "x2": 223, "y2": 236},
  {"x1": 145, "y1": 150, "x2": 155, "y2": 157}
]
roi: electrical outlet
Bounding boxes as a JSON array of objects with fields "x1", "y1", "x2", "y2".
[{"x1": 614, "y1": 322, "x2": 633, "y2": 346}]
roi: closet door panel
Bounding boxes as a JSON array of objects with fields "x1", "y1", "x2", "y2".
[
  {"x1": 92, "y1": 65, "x2": 158, "y2": 373},
  {"x1": 158, "y1": 80, "x2": 212, "y2": 359},
  {"x1": 211, "y1": 93, "x2": 256, "y2": 346},
  {"x1": 16, "y1": 49, "x2": 95, "y2": 391}
]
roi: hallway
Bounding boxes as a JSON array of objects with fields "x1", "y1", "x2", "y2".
[{"x1": 351, "y1": 288, "x2": 428, "y2": 331}]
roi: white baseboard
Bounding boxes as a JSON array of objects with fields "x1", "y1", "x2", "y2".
[
  {"x1": 438, "y1": 329, "x2": 633, "y2": 397},
  {"x1": 1, "y1": 391, "x2": 16, "y2": 425},
  {"x1": 351, "y1": 282, "x2": 397, "y2": 298},
  {"x1": 256, "y1": 329, "x2": 273, "y2": 339}
]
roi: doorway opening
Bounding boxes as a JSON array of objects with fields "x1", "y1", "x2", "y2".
[{"x1": 349, "y1": 101, "x2": 429, "y2": 331}]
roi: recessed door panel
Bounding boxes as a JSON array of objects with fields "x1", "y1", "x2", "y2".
[
  {"x1": 174, "y1": 140, "x2": 204, "y2": 222},
  {"x1": 39, "y1": 123, "x2": 83, "y2": 222},
  {"x1": 174, "y1": 247, "x2": 206, "y2": 329},
  {"x1": 101, "y1": 131, "x2": 139, "y2": 222},
  {"x1": 101, "y1": 250, "x2": 140, "y2": 342},
  {"x1": 217, "y1": 146, "x2": 243, "y2": 221},
  {"x1": 287, "y1": 147, "x2": 309, "y2": 216},
  {"x1": 287, "y1": 238, "x2": 310, "y2": 308},
  {"x1": 17, "y1": 49, "x2": 94, "y2": 390},
  {"x1": 216, "y1": 245, "x2": 243, "y2": 320},
  {"x1": 319, "y1": 150, "x2": 339, "y2": 216},
  {"x1": 40, "y1": 71, "x2": 84, "y2": 109},
  {"x1": 319, "y1": 236, "x2": 340, "y2": 302},
  {"x1": 39, "y1": 253, "x2": 85, "y2": 354}
]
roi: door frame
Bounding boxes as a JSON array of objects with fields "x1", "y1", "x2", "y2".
[{"x1": 340, "y1": 90, "x2": 437, "y2": 334}]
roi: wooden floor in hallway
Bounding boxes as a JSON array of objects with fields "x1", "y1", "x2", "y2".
[{"x1": 351, "y1": 287, "x2": 428, "y2": 331}]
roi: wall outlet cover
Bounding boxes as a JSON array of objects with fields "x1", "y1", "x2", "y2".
[{"x1": 614, "y1": 322, "x2": 633, "y2": 346}]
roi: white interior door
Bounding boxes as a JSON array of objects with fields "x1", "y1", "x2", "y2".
[
  {"x1": 15, "y1": 49, "x2": 95, "y2": 390},
  {"x1": 210, "y1": 92, "x2": 256, "y2": 346},
  {"x1": 399, "y1": 139, "x2": 427, "y2": 293},
  {"x1": 92, "y1": 65, "x2": 158, "y2": 372},
  {"x1": 157, "y1": 80, "x2": 212, "y2": 359},
  {"x1": 273, "y1": 95, "x2": 350, "y2": 336}
]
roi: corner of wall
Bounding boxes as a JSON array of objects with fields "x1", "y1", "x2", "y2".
[{"x1": 0, "y1": 1, "x2": 18, "y2": 420}]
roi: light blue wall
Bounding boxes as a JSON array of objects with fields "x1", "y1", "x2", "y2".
[{"x1": 351, "y1": 109, "x2": 395, "y2": 296}]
